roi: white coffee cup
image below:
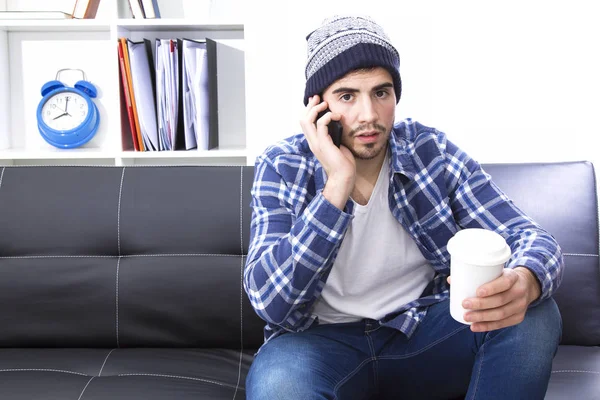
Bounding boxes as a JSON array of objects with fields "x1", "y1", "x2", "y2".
[{"x1": 447, "y1": 228, "x2": 512, "y2": 324}]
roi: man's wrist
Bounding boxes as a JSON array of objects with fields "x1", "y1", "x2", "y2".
[
  {"x1": 323, "y1": 175, "x2": 353, "y2": 210},
  {"x1": 515, "y1": 266, "x2": 542, "y2": 304}
]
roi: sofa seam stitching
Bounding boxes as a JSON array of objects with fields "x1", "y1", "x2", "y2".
[
  {"x1": 117, "y1": 167, "x2": 125, "y2": 256},
  {"x1": 551, "y1": 369, "x2": 600, "y2": 374},
  {"x1": 116, "y1": 167, "x2": 125, "y2": 349},
  {"x1": 98, "y1": 348, "x2": 116, "y2": 376},
  {"x1": 233, "y1": 166, "x2": 244, "y2": 400},
  {"x1": 77, "y1": 376, "x2": 95, "y2": 400},
  {"x1": 117, "y1": 373, "x2": 245, "y2": 390},
  {"x1": 116, "y1": 258, "x2": 120, "y2": 348},
  {"x1": 0, "y1": 368, "x2": 87, "y2": 376}
]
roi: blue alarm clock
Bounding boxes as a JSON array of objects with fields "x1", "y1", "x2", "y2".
[{"x1": 36, "y1": 69, "x2": 100, "y2": 149}]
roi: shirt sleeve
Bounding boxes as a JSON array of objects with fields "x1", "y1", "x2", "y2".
[
  {"x1": 243, "y1": 155, "x2": 352, "y2": 329},
  {"x1": 443, "y1": 137, "x2": 564, "y2": 306}
]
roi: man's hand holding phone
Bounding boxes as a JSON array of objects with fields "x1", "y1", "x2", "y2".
[
  {"x1": 300, "y1": 95, "x2": 356, "y2": 210},
  {"x1": 316, "y1": 109, "x2": 343, "y2": 148}
]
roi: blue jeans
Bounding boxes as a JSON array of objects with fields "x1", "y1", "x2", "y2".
[{"x1": 246, "y1": 298, "x2": 561, "y2": 400}]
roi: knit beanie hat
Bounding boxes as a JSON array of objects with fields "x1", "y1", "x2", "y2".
[{"x1": 304, "y1": 15, "x2": 401, "y2": 105}]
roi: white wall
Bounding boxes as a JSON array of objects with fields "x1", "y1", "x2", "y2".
[{"x1": 245, "y1": 0, "x2": 600, "y2": 168}]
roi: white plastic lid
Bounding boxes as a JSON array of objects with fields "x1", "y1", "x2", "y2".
[{"x1": 446, "y1": 228, "x2": 511, "y2": 267}]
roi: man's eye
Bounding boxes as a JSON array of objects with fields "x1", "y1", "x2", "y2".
[
  {"x1": 376, "y1": 90, "x2": 388, "y2": 98},
  {"x1": 340, "y1": 94, "x2": 353, "y2": 101}
]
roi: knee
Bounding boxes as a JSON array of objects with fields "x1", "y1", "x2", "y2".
[
  {"x1": 523, "y1": 297, "x2": 562, "y2": 345},
  {"x1": 246, "y1": 361, "x2": 297, "y2": 399},
  {"x1": 501, "y1": 297, "x2": 562, "y2": 356},
  {"x1": 245, "y1": 339, "x2": 322, "y2": 400}
]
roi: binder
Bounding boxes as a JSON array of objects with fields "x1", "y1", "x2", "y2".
[
  {"x1": 117, "y1": 40, "x2": 140, "y2": 151},
  {"x1": 155, "y1": 38, "x2": 180, "y2": 150},
  {"x1": 119, "y1": 37, "x2": 145, "y2": 151},
  {"x1": 127, "y1": 38, "x2": 159, "y2": 151},
  {"x1": 207, "y1": 39, "x2": 246, "y2": 150},
  {"x1": 206, "y1": 38, "x2": 219, "y2": 150},
  {"x1": 175, "y1": 38, "x2": 186, "y2": 150},
  {"x1": 181, "y1": 38, "x2": 217, "y2": 150}
]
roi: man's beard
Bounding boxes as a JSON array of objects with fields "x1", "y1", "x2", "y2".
[{"x1": 346, "y1": 123, "x2": 389, "y2": 160}]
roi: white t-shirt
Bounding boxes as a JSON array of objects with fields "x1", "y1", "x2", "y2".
[{"x1": 312, "y1": 154, "x2": 435, "y2": 324}]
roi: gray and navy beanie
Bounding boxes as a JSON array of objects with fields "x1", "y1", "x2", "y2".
[{"x1": 304, "y1": 15, "x2": 401, "y2": 105}]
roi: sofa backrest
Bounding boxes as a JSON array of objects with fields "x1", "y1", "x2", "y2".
[
  {"x1": 1, "y1": 162, "x2": 598, "y2": 349},
  {"x1": 482, "y1": 161, "x2": 600, "y2": 346},
  {"x1": 0, "y1": 166, "x2": 265, "y2": 349}
]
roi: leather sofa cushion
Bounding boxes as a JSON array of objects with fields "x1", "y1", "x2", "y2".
[
  {"x1": 0, "y1": 348, "x2": 253, "y2": 399},
  {"x1": 546, "y1": 345, "x2": 600, "y2": 399},
  {"x1": 0, "y1": 166, "x2": 264, "y2": 349},
  {"x1": 482, "y1": 162, "x2": 600, "y2": 346}
]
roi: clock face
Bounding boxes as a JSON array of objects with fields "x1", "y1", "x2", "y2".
[{"x1": 41, "y1": 91, "x2": 89, "y2": 131}]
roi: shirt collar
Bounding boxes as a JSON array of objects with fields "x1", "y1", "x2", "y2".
[{"x1": 388, "y1": 124, "x2": 417, "y2": 180}]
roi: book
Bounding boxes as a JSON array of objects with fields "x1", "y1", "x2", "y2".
[
  {"x1": 140, "y1": 0, "x2": 161, "y2": 19},
  {"x1": 0, "y1": 11, "x2": 73, "y2": 20},
  {"x1": 127, "y1": 0, "x2": 146, "y2": 19},
  {"x1": 127, "y1": 38, "x2": 158, "y2": 151},
  {"x1": 72, "y1": 0, "x2": 102, "y2": 19}
]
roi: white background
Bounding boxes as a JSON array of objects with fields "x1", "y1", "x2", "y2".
[
  {"x1": 3, "y1": 0, "x2": 600, "y2": 169},
  {"x1": 244, "y1": 0, "x2": 600, "y2": 170}
]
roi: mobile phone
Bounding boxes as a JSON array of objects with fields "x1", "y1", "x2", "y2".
[{"x1": 316, "y1": 109, "x2": 343, "y2": 148}]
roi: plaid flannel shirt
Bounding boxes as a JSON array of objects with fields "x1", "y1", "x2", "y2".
[{"x1": 244, "y1": 119, "x2": 564, "y2": 344}]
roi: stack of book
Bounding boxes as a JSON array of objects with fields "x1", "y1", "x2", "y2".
[{"x1": 127, "y1": 0, "x2": 161, "y2": 19}]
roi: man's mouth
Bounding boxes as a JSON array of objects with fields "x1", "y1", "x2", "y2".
[{"x1": 355, "y1": 131, "x2": 380, "y2": 143}]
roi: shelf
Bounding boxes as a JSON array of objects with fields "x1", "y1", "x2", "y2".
[
  {"x1": 119, "y1": 147, "x2": 247, "y2": 159},
  {"x1": 0, "y1": 19, "x2": 243, "y2": 33},
  {"x1": 0, "y1": 148, "x2": 115, "y2": 160},
  {"x1": 116, "y1": 19, "x2": 243, "y2": 31},
  {"x1": 0, "y1": 0, "x2": 248, "y2": 167}
]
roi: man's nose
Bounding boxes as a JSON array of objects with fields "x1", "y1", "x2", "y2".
[{"x1": 357, "y1": 97, "x2": 377, "y2": 123}]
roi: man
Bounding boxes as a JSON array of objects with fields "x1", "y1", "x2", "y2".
[{"x1": 244, "y1": 15, "x2": 563, "y2": 399}]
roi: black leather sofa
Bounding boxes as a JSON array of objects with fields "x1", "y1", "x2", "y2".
[{"x1": 0, "y1": 161, "x2": 597, "y2": 399}]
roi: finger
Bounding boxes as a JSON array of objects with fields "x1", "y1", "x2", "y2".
[
  {"x1": 447, "y1": 275, "x2": 451, "y2": 285},
  {"x1": 464, "y1": 297, "x2": 526, "y2": 324},
  {"x1": 463, "y1": 289, "x2": 512, "y2": 311},
  {"x1": 470, "y1": 311, "x2": 526, "y2": 332},
  {"x1": 313, "y1": 102, "x2": 330, "y2": 126},
  {"x1": 300, "y1": 95, "x2": 321, "y2": 124},
  {"x1": 301, "y1": 96, "x2": 327, "y2": 132},
  {"x1": 329, "y1": 112, "x2": 342, "y2": 122},
  {"x1": 475, "y1": 268, "x2": 518, "y2": 297},
  {"x1": 300, "y1": 96, "x2": 324, "y2": 144},
  {"x1": 313, "y1": 106, "x2": 336, "y2": 144}
]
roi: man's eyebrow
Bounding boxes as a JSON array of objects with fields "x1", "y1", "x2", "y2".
[
  {"x1": 373, "y1": 82, "x2": 394, "y2": 91},
  {"x1": 331, "y1": 82, "x2": 394, "y2": 94}
]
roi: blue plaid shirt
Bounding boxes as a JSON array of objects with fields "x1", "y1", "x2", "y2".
[{"x1": 244, "y1": 119, "x2": 564, "y2": 344}]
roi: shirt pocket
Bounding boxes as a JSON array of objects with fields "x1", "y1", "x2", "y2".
[{"x1": 416, "y1": 200, "x2": 457, "y2": 257}]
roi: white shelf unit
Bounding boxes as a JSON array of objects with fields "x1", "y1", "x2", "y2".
[{"x1": 0, "y1": 0, "x2": 247, "y2": 166}]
